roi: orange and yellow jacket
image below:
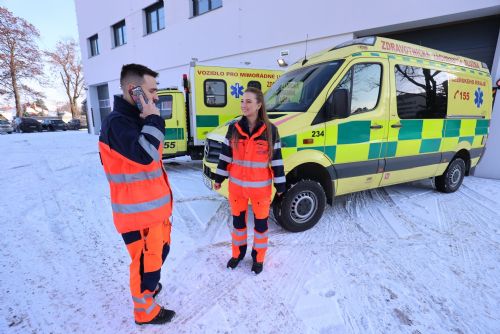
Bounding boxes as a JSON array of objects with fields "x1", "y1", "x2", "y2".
[
  {"x1": 98, "y1": 96, "x2": 172, "y2": 234},
  {"x1": 214, "y1": 117, "x2": 286, "y2": 198}
]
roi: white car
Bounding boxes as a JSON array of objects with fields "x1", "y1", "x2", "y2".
[{"x1": 0, "y1": 120, "x2": 13, "y2": 134}]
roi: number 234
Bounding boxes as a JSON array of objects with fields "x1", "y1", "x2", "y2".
[{"x1": 311, "y1": 130, "x2": 324, "y2": 137}]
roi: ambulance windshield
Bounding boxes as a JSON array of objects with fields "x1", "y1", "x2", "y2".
[{"x1": 266, "y1": 60, "x2": 343, "y2": 112}]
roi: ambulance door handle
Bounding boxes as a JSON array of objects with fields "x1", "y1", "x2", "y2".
[
  {"x1": 391, "y1": 123, "x2": 403, "y2": 128},
  {"x1": 370, "y1": 124, "x2": 383, "y2": 129}
]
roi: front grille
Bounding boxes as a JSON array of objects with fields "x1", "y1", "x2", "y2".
[{"x1": 204, "y1": 139, "x2": 222, "y2": 164}]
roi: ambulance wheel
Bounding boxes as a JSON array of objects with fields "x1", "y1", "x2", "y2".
[
  {"x1": 435, "y1": 157, "x2": 466, "y2": 193},
  {"x1": 273, "y1": 180, "x2": 326, "y2": 232}
]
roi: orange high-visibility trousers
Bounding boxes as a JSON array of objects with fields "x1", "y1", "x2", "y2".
[
  {"x1": 122, "y1": 219, "x2": 171, "y2": 323},
  {"x1": 229, "y1": 194, "x2": 270, "y2": 263}
]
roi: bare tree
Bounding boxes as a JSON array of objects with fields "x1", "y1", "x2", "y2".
[
  {"x1": 0, "y1": 7, "x2": 45, "y2": 117},
  {"x1": 46, "y1": 39, "x2": 84, "y2": 118}
]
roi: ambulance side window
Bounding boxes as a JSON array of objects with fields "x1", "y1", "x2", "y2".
[
  {"x1": 157, "y1": 95, "x2": 173, "y2": 119},
  {"x1": 248, "y1": 81, "x2": 261, "y2": 90},
  {"x1": 204, "y1": 79, "x2": 227, "y2": 107},
  {"x1": 394, "y1": 65, "x2": 448, "y2": 119},
  {"x1": 337, "y1": 63, "x2": 382, "y2": 115}
]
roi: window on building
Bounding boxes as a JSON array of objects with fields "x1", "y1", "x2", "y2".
[
  {"x1": 113, "y1": 20, "x2": 126, "y2": 47},
  {"x1": 89, "y1": 34, "x2": 99, "y2": 57},
  {"x1": 247, "y1": 81, "x2": 262, "y2": 91},
  {"x1": 336, "y1": 63, "x2": 382, "y2": 115},
  {"x1": 394, "y1": 65, "x2": 448, "y2": 119},
  {"x1": 204, "y1": 79, "x2": 226, "y2": 107},
  {"x1": 98, "y1": 99, "x2": 111, "y2": 109},
  {"x1": 145, "y1": 1, "x2": 165, "y2": 34},
  {"x1": 157, "y1": 95, "x2": 173, "y2": 119},
  {"x1": 192, "y1": 0, "x2": 222, "y2": 17}
]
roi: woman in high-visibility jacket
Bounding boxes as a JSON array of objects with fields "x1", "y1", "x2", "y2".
[{"x1": 213, "y1": 87, "x2": 286, "y2": 274}]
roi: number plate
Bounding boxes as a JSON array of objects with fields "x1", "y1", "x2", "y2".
[{"x1": 203, "y1": 173, "x2": 213, "y2": 190}]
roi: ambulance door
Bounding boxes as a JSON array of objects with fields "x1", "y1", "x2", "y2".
[
  {"x1": 159, "y1": 92, "x2": 187, "y2": 156},
  {"x1": 324, "y1": 59, "x2": 389, "y2": 195},
  {"x1": 380, "y1": 62, "x2": 446, "y2": 186}
]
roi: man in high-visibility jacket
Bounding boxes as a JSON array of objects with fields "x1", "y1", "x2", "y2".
[{"x1": 98, "y1": 64, "x2": 175, "y2": 325}]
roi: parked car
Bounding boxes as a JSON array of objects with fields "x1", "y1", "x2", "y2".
[
  {"x1": 12, "y1": 117, "x2": 42, "y2": 133},
  {"x1": 0, "y1": 119, "x2": 13, "y2": 134},
  {"x1": 66, "y1": 119, "x2": 81, "y2": 130},
  {"x1": 42, "y1": 119, "x2": 67, "y2": 131}
]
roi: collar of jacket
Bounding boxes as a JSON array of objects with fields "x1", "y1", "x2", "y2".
[
  {"x1": 113, "y1": 95, "x2": 141, "y2": 120},
  {"x1": 236, "y1": 117, "x2": 266, "y2": 138}
]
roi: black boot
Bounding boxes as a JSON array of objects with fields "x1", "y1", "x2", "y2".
[
  {"x1": 153, "y1": 283, "x2": 162, "y2": 298},
  {"x1": 251, "y1": 262, "x2": 263, "y2": 275},
  {"x1": 227, "y1": 257, "x2": 241, "y2": 269},
  {"x1": 227, "y1": 244, "x2": 247, "y2": 269},
  {"x1": 135, "y1": 307, "x2": 175, "y2": 325}
]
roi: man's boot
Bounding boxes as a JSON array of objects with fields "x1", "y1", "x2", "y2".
[{"x1": 135, "y1": 307, "x2": 175, "y2": 325}]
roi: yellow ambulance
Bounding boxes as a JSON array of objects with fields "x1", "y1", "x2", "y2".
[
  {"x1": 155, "y1": 65, "x2": 281, "y2": 159},
  {"x1": 203, "y1": 36, "x2": 492, "y2": 232}
]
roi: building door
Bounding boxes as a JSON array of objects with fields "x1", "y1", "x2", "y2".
[
  {"x1": 97, "y1": 84, "x2": 111, "y2": 123},
  {"x1": 380, "y1": 15, "x2": 499, "y2": 70}
]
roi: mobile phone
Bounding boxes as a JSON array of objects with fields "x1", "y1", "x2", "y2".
[{"x1": 129, "y1": 86, "x2": 149, "y2": 111}]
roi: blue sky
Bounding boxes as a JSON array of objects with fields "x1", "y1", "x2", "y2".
[
  {"x1": 0, "y1": 0, "x2": 79, "y2": 49},
  {"x1": 0, "y1": 0, "x2": 80, "y2": 107}
]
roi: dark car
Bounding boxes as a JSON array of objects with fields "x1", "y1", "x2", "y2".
[
  {"x1": 42, "y1": 119, "x2": 67, "y2": 131},
  {"x1": 13, "y1": 117, "x2": 42, "y2": 133},
  {"x1": 66, "y1": 119, "x2": 81, "y2": 130}
]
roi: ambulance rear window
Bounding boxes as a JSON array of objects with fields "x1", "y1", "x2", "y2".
[
  {"x1": 395, "y1": 65, "x2": 448, "y2": 119},
  {"x1": 157, "y1": 95, "x2": 173, "y2": 119},
  {"x1": 204, "y1": 79, "x2": 227, "y2": 107}
]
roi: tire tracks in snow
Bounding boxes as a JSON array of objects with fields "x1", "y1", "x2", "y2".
[{"x1": 22, "y1": 139, "x2": 130, "y2": 332}]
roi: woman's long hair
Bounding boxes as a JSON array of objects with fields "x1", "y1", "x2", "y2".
[{"x1": 232, "y1": 87, "x2": 274, "y2": 160}]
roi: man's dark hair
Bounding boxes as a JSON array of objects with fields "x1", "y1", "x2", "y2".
[{"x1": 120, "y1": 64, "x2": 158, "y2": 89}]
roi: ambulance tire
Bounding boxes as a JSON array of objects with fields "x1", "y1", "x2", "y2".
[
  {"x1": 435, "y1": 157, "x2": 466, "y2": 193},
  {"x1": 273, "y1": 180, "x2": 326, "y2": 232}
]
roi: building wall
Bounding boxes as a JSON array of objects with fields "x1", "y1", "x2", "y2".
[
  {"x1": 75, "y1": 0, "x2": 500, "y2": 177},
  {"x1": 475, "y1": 27, "x2": 500, "y2": 179},
  {"x1": 75, "y1": 0, "x2": 500, "y2": 85}
]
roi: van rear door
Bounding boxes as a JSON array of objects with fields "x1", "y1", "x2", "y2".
[{"x1": 159, "y1": 91, "x2": 188, "y2": 157}]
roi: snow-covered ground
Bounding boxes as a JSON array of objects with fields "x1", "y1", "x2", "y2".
[{"x1": 1, "y1": 131, "x2": 499, "y2": 334}]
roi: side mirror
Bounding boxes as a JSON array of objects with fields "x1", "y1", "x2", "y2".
[{"x1": 326, "y1": 88, "x2": 350, "y2": 119}]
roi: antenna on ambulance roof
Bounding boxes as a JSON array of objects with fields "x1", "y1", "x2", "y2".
[{"x1": 302, "y1": 34, "x2": 309, "y2": 66}]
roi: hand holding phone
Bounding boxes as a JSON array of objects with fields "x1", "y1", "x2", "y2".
[
  {"x1": 129, "y1": 86, "x2": 149, "y2": 111},
  {"x1": 129, "y1": 86, "x2": 159, "y2": 118}
]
